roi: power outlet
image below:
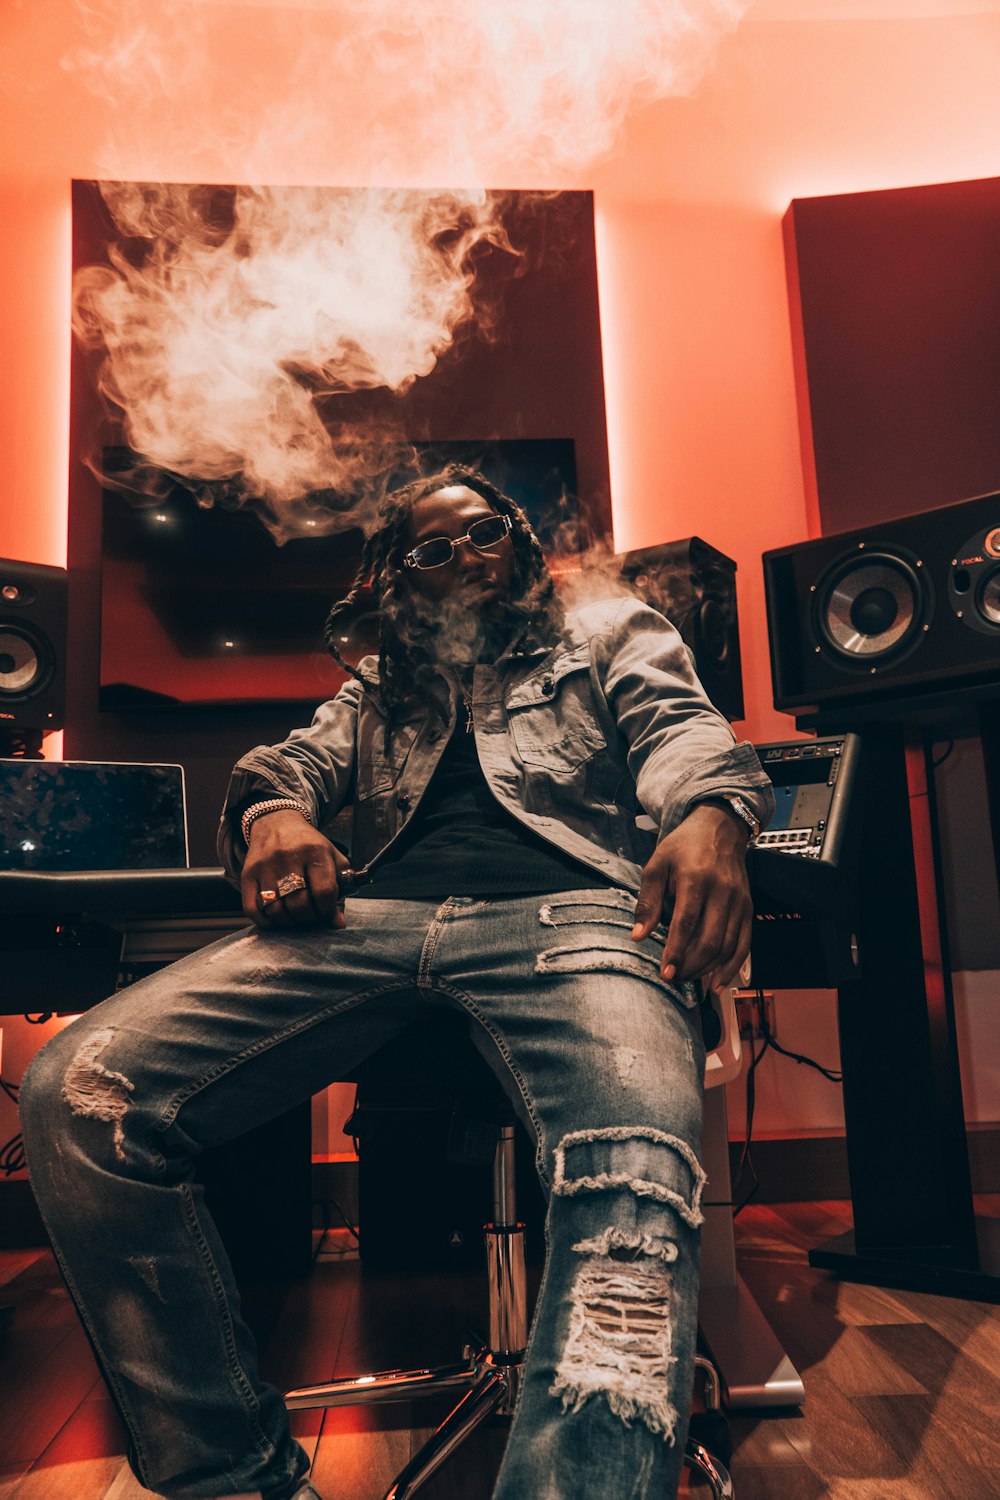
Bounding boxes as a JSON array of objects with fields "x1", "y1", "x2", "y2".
[{"x1": 734, "y1": 990, "x2": 776, "y2": 1041}]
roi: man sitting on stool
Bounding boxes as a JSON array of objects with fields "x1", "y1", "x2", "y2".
[{"x1": 21, "y1": 467, "x2": 772, "y2": 1500}]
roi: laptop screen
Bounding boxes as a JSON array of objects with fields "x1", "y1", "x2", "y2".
[{"x1": 0, "y1": 759, "x2": 189, "y2": 871}]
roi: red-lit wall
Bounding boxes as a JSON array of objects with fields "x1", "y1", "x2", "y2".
[
  {"x1": 3, "y1": 4, "x2": 1000, "y2": 1146},
  {"x1": 5, "y1": 7, "x2": 1000, "y2": 732}
]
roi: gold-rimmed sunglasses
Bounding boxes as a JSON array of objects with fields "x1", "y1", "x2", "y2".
[{"x1": 402, "y1": 513, "x2": 513, "y2": 571}]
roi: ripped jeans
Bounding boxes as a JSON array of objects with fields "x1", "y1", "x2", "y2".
[{"x1": 20, "y1": 889, "x2": 706, "y2": 1500}]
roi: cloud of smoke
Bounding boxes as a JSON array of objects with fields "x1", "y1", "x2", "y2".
[
  {"x1": 60, "y1": 0, "x2": 748, "y2": 184},
  {"x1": 74, "y1": 182, "x2": 512, "y2": 537},
  {"x1": 341, "y1": 0, "x2": 747, "y2": 179},
  {"x1": 63, "y1": 0, "x2": 749, "y2": 538}
]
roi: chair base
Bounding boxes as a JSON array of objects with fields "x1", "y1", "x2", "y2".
[
  {"x1": 685, "y1": 1441, "x2": 735, "y2": 1499},
  {"x1": 286, "y1": 1118, "x2": 736, "y2": 1495},
  {"x1": 284, "y1": 1350, "x2": 731, "y2": 1500},
  {"x1": 287, "y1": 1345, "x2": 520, "y2": 1500},
  {"x1": 287, "y1": 1347, "x2": 735, "y2": 1499}
]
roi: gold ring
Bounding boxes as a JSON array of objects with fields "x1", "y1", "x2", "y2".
[
  {"x1": 259, "y1": 888, "x2": 278, "y2": 905},
  {"x1": 276, "y1": 872, "x2": 307, "y2": 898}
]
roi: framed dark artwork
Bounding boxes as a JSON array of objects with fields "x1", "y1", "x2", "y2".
[{"x1": 69, "y1": 181, "x2": 612, "y2": 712}]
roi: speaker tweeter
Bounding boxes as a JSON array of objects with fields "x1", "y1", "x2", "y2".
[{"x1": 948, "y1": 524, "x2": 1000, "y2": 636}]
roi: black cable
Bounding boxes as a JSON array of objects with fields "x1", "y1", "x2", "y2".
[
  {"x1": 0, "y1": 1132, "x2": 25, "y2": 1176},
  {"x1": 932, "y1": 739, "x2": 955, "y2": 769},
  {"x1": 758, "y1": 1009, "x2": 842, "y2": 1083},
  {"x1": 731, "y1": 990, "x2": 844, "y2": 1217},
  {"x1": 732, "y1": 1032, "x2": 769, "y2": 1218},
  {"x1": 0, "y1": 1077, "x2": 25, "y2": 1175},
  {"x1": 311, "y1": 1194, "x2": 360, "y2": 1261},
  {"x1": 325, "y1": 1194, "x2": 360, "y2": 1243},
  {"x1": 312, "y1": 1201, "x2": 331, "y2": 1262},
  {"x1": 24, "y1": 1014, "x2": 54, "y2": 1026}
]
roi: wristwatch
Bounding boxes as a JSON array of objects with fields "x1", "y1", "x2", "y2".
[{"x1": 709, "y1": 794, "x2": 760, "y2": 843}]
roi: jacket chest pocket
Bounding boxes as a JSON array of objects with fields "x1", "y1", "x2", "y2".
[
  {"x1": 355, "y1": 717, "x2": 420, "y2": 800},
  {"x1": 506, "y1": 655, "x2": 607, "y2": 773}
]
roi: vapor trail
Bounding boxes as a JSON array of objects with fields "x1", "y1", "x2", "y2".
[
  {"x1": 60, "y1": 0, "x2": 749, "y2": 533},
  {"x1": 74, "y1": 183, "x2": 511, "y2": 537}
]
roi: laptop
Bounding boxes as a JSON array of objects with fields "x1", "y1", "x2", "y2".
[{"x1": 0, "y1": 759, "x2": 189, "y2": 872}]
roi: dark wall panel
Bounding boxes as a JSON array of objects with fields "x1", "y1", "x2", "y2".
[
  {"x1": 782, "y1": 174, "x2": 1000, "y2": 971},
  {"x1": 784, "y1": 175, "x2": 1000, "y2": 537}
]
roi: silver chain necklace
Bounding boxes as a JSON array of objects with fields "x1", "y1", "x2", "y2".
[{"x1": 458, "y1": 669, "x2": 475, "y2": 733}]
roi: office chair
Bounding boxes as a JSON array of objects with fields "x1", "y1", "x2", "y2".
[{"x1": 285, "y1": 988, "x2": 745, "y2": 1499}]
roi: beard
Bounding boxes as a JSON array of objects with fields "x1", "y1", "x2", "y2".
[{"x1": 404, "y1": 586, "x2": 520, "y2": 667}]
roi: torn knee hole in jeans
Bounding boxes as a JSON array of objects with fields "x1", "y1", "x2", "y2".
[
  {"x1": 549, "y1": 1126, "x2": 707, "y2": 1442},
  {"x1": 61, "y1": 1028, "x2": 134, "y2": 1163},
  {"x1": 552, "y1": 1228, "x2": 680, "y2": 1442}
]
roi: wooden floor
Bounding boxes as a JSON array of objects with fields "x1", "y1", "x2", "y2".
[{"x1": 1, "y1": 1199, "x2": 999, "y2": 1499}]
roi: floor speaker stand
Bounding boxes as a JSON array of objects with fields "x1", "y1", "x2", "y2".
[{"x1": 796, "y1": 716, "x2": 1000, "y2": 1303}]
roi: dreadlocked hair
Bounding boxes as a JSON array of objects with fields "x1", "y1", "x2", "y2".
[{"x1": 324, "y1": 466, "x2": 565, "y2": 750}]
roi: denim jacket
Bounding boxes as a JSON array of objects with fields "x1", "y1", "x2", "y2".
[{"x1": 218, "y1": 596, "x2": 774, "y2": 893}]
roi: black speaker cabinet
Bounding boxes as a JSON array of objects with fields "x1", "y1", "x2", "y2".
[
  {"x1": 0, "y1": 559, "x2": 67, "y2": 734},
  {"x1": 619, "y1": 537, "x2": 744, "y2": 721},
  {"x1": 763, "y1": 491, "x2": 1000, "y2": 713}
]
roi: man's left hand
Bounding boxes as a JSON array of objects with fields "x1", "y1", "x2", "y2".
[{"x1": 630, "y1": 803, "x2": 752, "y2": 992}]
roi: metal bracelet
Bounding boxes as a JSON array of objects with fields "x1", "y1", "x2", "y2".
[
  {"x1": 719, "y1": 793, "x2": 760, "y2": 842},
  {"x1": 240, "y1": 797, "x2": 312, "y2": 847}
]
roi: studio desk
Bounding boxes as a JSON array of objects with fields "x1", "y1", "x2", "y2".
[
  {"x1": 0, "y1": 867, "x2": 247, "y2": 1010},
  {"x1": 0, "y1": 867, "x2": 315, "y2": 1283}
]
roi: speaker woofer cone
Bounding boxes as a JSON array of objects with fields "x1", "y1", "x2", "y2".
[
  {"x1": 0, "y1": 625, "x2": 53, "y2": 700},
  {"x1": 816, "y1": 551, "x2": 928, "y2": 664}
]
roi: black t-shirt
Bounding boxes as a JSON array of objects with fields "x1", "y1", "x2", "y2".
[
  {"x1": 237, "y1": 716, "x2": 614, "y2": 900},
  {"x1": 352, "y1": 715, "x2": 612, "y2": 899}
]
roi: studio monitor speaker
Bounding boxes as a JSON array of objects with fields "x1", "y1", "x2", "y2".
[
  {"x1": 0, "y1": 559, "x2": 67, "y2": 733},
  {"x1": 619, "y1": 537, "x2": 744, "y2": 722},
  {"x1": 763, "y1": 491, "x2": 1000, "y2": 713}
]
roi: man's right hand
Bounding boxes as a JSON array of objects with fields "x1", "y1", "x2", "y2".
[{"x1": 241, "y1": 809, "x2": 351, "y2": 929}]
